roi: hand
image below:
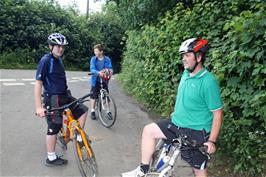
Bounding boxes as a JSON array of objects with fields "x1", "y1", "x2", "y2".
[
  {"x1": 99, "y1": 70, "x2": 105, "y2": 77},
  {"x1": 204, "y1": 141, "x2": 216, "y2": 154},
  {"x1": 36, "y1": 107, "x2": 46, "y2": 118}
]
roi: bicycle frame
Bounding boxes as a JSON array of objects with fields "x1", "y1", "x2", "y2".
[
  {"x1": 99, "y1": 90, "x2": 110, "y2": 111},
  {"x1": 62, "y1": 108, "x2": 93, "y2": 159},
  {"x1": 88, "y1": 72, "x2": 110, "y2": 112},
  {"x1": 149, "y1": 126, "x2": 208, "y2": 177},
  {"x1": 157, "y1": 142, "x2": 181, "y2": 177},
  {"x1": 88, "y1": 72, "x2": 117, "y2": 128},
  {"x1": 43, "y1": 92, "x2": 98, "y2": 177},
  {"x1": 150, "y1": 138, "x2": 182, "y2": 177}
]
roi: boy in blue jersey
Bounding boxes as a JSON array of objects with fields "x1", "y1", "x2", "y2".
[
  {"x1": 89, "y1": 44, "x2": 113, "y2": 120},
  {"x1": 34, "y1": 33, "x2": 88, "y2": 166},
  {"x1": 122, "y1": 38, "x2": 223, "y2": 177}
]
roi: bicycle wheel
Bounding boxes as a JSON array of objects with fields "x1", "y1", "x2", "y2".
[
  {"x1": 73, "y1": 131, "x2": 98, "y2": 177},
  {"x1": 97, "y1": 94, "x2": 117, "y2": 128}
]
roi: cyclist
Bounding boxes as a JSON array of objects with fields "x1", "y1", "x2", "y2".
[
  {"x1": 122, "y1": 38, "x2": 223, "y2": 177},
  {"x1": 34, "y1": 33, "x2": 88, "y2": 167},
  {"x1": 89, "y1": 44, "x2": 113, "y2": 120}
]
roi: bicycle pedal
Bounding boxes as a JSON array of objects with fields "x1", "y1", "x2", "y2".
[{"x1": 57, "y1": 136, "x2": 68, "y2": 150}]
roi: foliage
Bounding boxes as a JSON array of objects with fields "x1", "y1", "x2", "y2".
[
  {"x1": 107, "y1": 0, "x2": 182, "y2": 30},
  {"x1": 0, "y1": 49, "x2": 37, "y2": 69},
  {"x1": 86, "y1": 3, "x2": 124, "y2": 72},
  {"x1": 0, "y1": 0, "x2": 124, "y2": 72},
  {"x1": 118, "y1": 0, "x2": 266, "y2": 175}
]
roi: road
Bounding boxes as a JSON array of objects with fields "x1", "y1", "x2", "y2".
[{"x1": 0, "y1": 69, "x2": 192, "y2": 177}]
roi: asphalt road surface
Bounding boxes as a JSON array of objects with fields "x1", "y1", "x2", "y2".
[{"x1": 0, "y1": 69, "x2": 192, "y2": 177}]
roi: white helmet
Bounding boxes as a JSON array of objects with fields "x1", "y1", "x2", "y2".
[
  {"x1": 179, "y1": 38, "x2": 208, "y2": 54},
  {"x1": 47, "y1": 33, "x2": 68, "y2": 46}
]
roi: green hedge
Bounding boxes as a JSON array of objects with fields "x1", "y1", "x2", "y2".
[
  {"x1": 118, "y1": 0, "x2": 266, "y2": 175},
  {"x1": 0, "y1": 0, "x2": 124, "y2": 71}
]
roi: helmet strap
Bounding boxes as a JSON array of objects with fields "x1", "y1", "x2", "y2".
[{"x1": 50, "y1": 45, "x2": 54, "y2": 54}]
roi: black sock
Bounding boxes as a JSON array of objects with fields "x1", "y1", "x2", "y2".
[{"x1": 140, "y1": 163, "x2": 149, "y2": 174}]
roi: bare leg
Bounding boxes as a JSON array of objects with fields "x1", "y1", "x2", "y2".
[
  {"x1": 78, "y1": 112, "x2": 88, "y2": 129},
  {"x1": 141, "y1": 123, "x2": 166, "y2": 164},
  {"x1": 90, "y1": 99, "x2": 96, "y2": 111},
  {"x1": 46, "y1": 135, "x2": 56, "y2": 152},
  {"x1": 194, "y1": 168, "x2": 208, "y2": 177}
]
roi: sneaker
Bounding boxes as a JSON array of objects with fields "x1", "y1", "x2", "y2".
[
  {"x1": 45, "y1": 156, "x2": 68, "y2": 167},
  {"x1": 121, "y1": 166, "x2": 146, "y2": 177},
  {"x1": 91, "y1": 111, "x2": 96, "y2": 120}
]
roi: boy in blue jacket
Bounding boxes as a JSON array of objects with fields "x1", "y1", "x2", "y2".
[{"x1": 89, "y1": 44, "x2": 113, "y2": 119}]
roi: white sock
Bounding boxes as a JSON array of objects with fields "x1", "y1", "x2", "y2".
[
  {"x1": 91, "y1": 109, "x2": 95, "y2": 113},
  {"x1": 77, "y1": 134, "x2": 82, "y2": 142},
  {"x1": 47, "y1": 152, "x2": 57, "y2": 161}
]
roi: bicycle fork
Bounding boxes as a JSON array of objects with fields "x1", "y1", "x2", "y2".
[
  {"x1": 100, "y1": 90, "x2": 110, "y2": 112},
  {"x1": 69, "y1": 121, "x2": 93, "y2": 160}
]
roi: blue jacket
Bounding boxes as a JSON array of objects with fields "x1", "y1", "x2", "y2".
[{"x1": 90, "y1": 56, "x2": 113, "y2": 87}]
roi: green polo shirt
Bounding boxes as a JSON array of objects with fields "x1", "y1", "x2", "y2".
[{"x1": 171, "y1": 68, "x2": 222, "y2": 132}]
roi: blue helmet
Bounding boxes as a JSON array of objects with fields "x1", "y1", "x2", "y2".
[{"x1": 47, "y1": 33, "x2": 68, "y2": 46}]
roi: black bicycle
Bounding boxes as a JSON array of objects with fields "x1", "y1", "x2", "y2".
[{"x1": 88, "y1": 72, "x2": 117, "y2": 128}]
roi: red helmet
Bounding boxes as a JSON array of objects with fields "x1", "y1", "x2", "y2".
[
  {"x1": 102, "y1": 68, "x2": 113, "y2": 81},
  {"x1": 179, "y1": 38, "x2": 209, "y2": 54}
]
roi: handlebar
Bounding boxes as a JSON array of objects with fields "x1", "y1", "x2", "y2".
[
  {"x1": 88, "y1": 70, "x2": 112, "y2": 78},
  {"x1": 45, "y1": 93, "x2": 92, "y2": 113}
]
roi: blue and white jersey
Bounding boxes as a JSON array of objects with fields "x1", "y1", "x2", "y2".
[{"x1": 36, "y1": 53, "x2": 68, "y2": 95}]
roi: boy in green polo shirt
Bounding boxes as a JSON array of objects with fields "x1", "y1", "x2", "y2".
[{"x1": 122, "y1": 38, "x2": 223, "y2": 177}]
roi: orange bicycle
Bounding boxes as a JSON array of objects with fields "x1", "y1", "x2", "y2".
[{"x1": 46, "y1": 93, "x2": 98, "y2": 177}]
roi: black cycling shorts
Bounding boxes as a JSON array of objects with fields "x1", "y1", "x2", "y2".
[
  {"x1": 90, "y1": 81, "x2": 109, "y2": 99},
  {"x1": 43, "y1": 92, "x2": 88, "y2": 135},
  {"x1": 156, "y1": 119, "x2": 210, "y2": 170}
]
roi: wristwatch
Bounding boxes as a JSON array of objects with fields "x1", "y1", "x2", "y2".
[{"x1": 207, "y1": 140, "x2": 216, "y2": 145}]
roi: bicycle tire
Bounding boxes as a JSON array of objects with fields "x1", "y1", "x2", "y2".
[
  {"x1": 73, "y1": 131, "x2": 98, "y2": 177},
  {"x1": 97, "y1": 94, "x2": 117, "y2": 128}
]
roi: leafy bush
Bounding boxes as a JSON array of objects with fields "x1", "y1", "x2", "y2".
[
  {"x1": 0, "y1": 49, "x2": 37, "y2": 69},
  {"x1": 0, "y1": 0, "x2": 124, "y2": 71},
  {"x1": 119, "y1": 0, "x2": 266, "y2": 175}
]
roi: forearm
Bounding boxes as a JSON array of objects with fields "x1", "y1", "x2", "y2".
[
  {"x1": 90, "y1": 68, "x2": 99, "y2": 75},
  {"x1": 90, "y1": 60, "x2": 99, "y2": 75},
  {"x1": 209, "y1": 109, "x2": 223, "y2": 142},
  {"x1": 34, "y1": 80, "x2": 43, "y2": 109}
]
